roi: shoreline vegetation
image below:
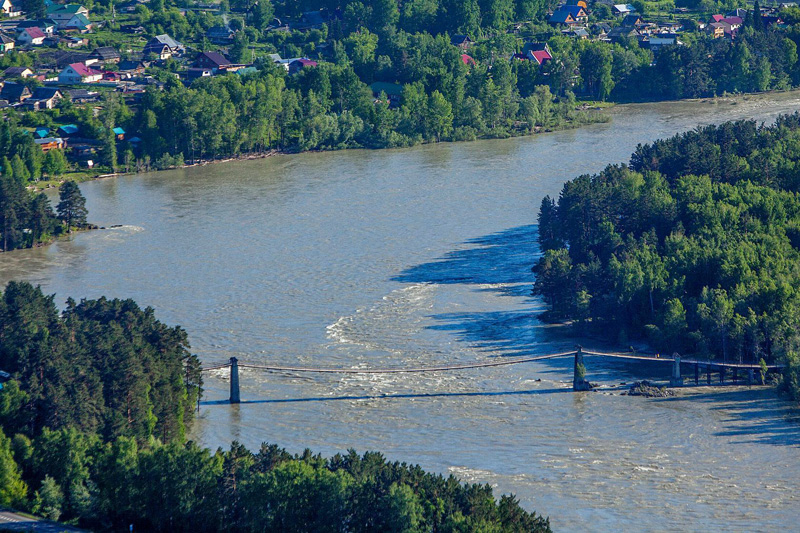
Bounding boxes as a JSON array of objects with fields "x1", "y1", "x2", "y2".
[
  {"x1": 533, "y1": 112, "x2": 800, "y2": 404},
  {"x1": 28, "y1": 100, "x2": 612, "y2": 193},
  {"x1": 30, "y1": 83, "x2": 800, "y2": 195},
  {"x1": 0, "y1": 282, "x2": 551, "y2": 532},
  {"x1": 0, "y1": 173, "x2": 90, "y2": 252}
]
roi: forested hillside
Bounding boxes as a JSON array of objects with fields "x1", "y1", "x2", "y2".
[{"x1": 533, "y1": 114, "x2": 800, "y2": 399}]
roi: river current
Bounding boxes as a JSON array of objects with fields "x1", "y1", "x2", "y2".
[{"x1": 2, "y1": 93, "x2": 800, "y2": 531}]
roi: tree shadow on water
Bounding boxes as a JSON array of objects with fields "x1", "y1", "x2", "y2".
[
  {"x1": 392, "y1": 225, "x2": 572, "y2": 358},
  {"x1": 392, "y1": 224, "x2": 540, "y2": 298},
  {"x1": 653, "y1": 389, "x2": 800, "y2": 447}
]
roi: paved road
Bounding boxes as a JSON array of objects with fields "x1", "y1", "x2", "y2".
[{"x1": 0, "y1": 511, "x2": 84, "y2": 532}]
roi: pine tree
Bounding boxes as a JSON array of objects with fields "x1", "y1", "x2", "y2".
[
  {"x1": 753, "y1": 0, "x2": 764, "y2": 31},
  {"x1": 56, "y1": 181, "x2": 88, "y2": 233}
]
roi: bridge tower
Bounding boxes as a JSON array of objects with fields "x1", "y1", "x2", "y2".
[
  {"x1": 670, "y1": 353, "x2": 683, "y2": 387},
  {"x1": 229, "y1": 357, "x2": 240, "y2": 404},
  {"x1": 573, "y1": 346, "x2": 591, "y2": 391}
]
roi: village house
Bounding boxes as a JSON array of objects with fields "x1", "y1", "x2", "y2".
[
  {"x1": 513, "y1": 42, "x2": 554, "y2": 66},
  {"x1": 288, "y1": 58, "x2": 317, "y2": 74},
  {"x1": 549, "y1": 10, "x2": 577, "y2": 26},
  {"x1": 38, "y1": 49, "x2": 92, "y2": 69},
  {"x1": 722, "y1": 16, "x2": 743, "y2": 29},
  {"x1": 1, "y1": 0, "x2": 22, "y2": 18},
  {"x1": 194, "y1": 51, "x2": 232, "y2": 73},
  {"x1": 0, "y1": 33, "x2": 15, "y2": 53},
  {"x1": 563, "y1": 5, "x2": 588, "y2": 21},
  {"x1": 17, "y1": 19, "x2": 57, "y2": 34},
  {"x1": 235, "y1": 66, "x2": 257, "y2": 76},
  {"x1": 87, "y1": 46, "x2": 121, "y2": 65},
  {"x1": 26, "y1": 86, "x2": 63, "y2": 109},
  {"x1": 186, "y1": 67, "x2": 213, "y2": 81},
  {"x1": 646, "y1": 35, "x2": 683, "y2": 53},
  {"x1": 0, "y1": 81, "x2": 31, "y2": 103},
  {"x1": 65, "y1": 89, "x2": 98, "y2": 103},
  {"x1": 17, "y1": 27, "x2": 46, "y2": 46},
  {"x1": 59, "y1": 62, "x2": 103, "y2": 84},
  {"x1": 118, "y1": 59, "x2": 148, "y2": 74},
  {"x1": 35, "y1": 137, "x2": 66, "y2": 151},
  {"x1": 369, "y1": 81, "x2": 403, "y2": 105},
  {"x1": 3, "y1": 66, "x2": 32, "y2": 78},
  {"x1": 658, "y1": 21, "x2": 684, "y2": 32},
  {"x1": 57, "y1": 124, "x2": 79, "y2": 137},
  {"x1": 708, "y1": 22, "x2": 725, "y2": 38},
  {"x1": 206, "y1": 25, "x2": 235, "y2": 44},
  {"x1": 550, "y1": 5, "x2": 587, "y2": 26},
  {"x1": 46, "y1": 4, "x2": 89, "y2": 28},
  {"x1": 43, "y1": 35, "x2": 86, "y2": 48},
  {"x1": 622, "y1": 13, "x2": 643, "y2": 27},
  {"x1": 608, "y1": 26, "x2": 639, "y2": 43},
  {"x1": 526, "y1": 42, "x2": 552, "y2": 56},
  {"x1": 62, "y1": 13, "x2": 92, "y2": 32},
  {"x1": 143, "y1": 41, "x2": 172, "y2": 60},
  {"x1": 613, "y1": 4, "x2": 637, "y2": 16},
  {"x1": 143, "y1": 34, "x2": 183, "y2": 59},
  {"x1": 273, "y1": 56, "x2": 300, "y2": 71},
  {"x1": 450, "y1": 35, "x2": 474, "y2": 50},
  {"x1": 530, "y1": 47, "x2": 553, "y2": 64},
  {"x1": 569, "y1": 27, "x2": 590, "y2": 39},
  {"x1": 566, "y1": 0, "x2": 588, "y2": 8}
]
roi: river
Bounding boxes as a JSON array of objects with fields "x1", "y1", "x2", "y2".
[{"x1": 2, "y1": 92, "x2": 800, "y2": 531}]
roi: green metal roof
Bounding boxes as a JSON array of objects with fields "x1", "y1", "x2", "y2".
[
  {"x1": 369, "y1": 82, "x2": 403, "y2": 97},
  {"x1": 47, "y1": 4, "x2": 85, "y2": 14}
]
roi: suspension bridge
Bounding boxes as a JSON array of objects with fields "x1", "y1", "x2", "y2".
[{"x1": 200, "y1": 347, "x2": 783, "y2": 404}]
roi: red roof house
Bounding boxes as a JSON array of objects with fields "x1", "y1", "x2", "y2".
[
  {"x1": 18, "y1": 27, "x2": 46, "y2": 45},
  {"x1": 58, "y1": 62, "x2": 103, "y2": 84},
  {"x1": 288, "y1": 58, "x2": 317, "y2": 74},
  {"x1": 529, "y1": 49, "x2": 552, "y2": 65}
]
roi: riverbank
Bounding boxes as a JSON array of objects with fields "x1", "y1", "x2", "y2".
[
  {"x1": 28, "y1": 106, "x2": 612, "y2": 192},
  {"x1": 28, "y1": 85, "x2": 800, "y2": 194},
  {"x1": 28, "y1": 151, "x2": 284, "y2": 191}
]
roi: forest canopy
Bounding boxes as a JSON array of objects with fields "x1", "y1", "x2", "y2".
[{"x1": 533, "y1": 114, "x2": 800, "y2": 400}]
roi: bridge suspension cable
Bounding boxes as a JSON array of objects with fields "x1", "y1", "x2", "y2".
[{"x1": 200, "y1": 351, "x2": 576, "y2": 374}]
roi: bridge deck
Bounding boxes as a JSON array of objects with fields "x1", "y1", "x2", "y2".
[{"x1": 582, "y1": 350, "x2": 783, "y2": 370}]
